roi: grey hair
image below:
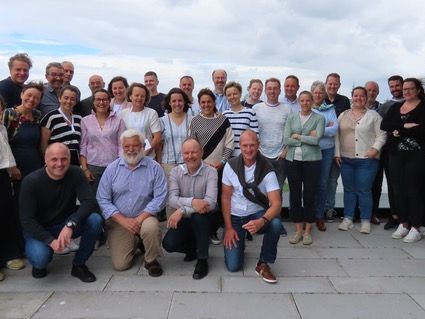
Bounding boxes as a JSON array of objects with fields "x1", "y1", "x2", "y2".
[
  {"x1": 310, "y1": 80, "x2": 325, "y2": 93},
  {"x1": 120, "y1": 129, "x2": 145, "y2": 145}
]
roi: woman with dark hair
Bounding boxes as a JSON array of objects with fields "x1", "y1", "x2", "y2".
[
  {"x1": 2, "y1": 82, "x2": 44, "y2": 270},
  {"x1": 159, "y1": 88, "x2": 193, "y2": 176},
  {"x1": 80, "y1": 89, "x2": 126, "y2": 193},
  {"x1": 284, "y1": 91, "x2": 325, "y2": 245},
  {"x1": 381, "y1": 78, "x2": 425, "y2": 242},
  {"x1": 118, "y1": 83, "x2": 161, "y2": 159},
  {"x1": 108, "y1": 76, "x2": 131, "y2": 114},
  {"x1": 190, "y1": 88, "x2": 234, "y2": 244},
  {"x1": 336, "y1": 87, "x2": 386, "y2": 234},
  {"x1": 41, "y1": 85, "x2": 82, "y2": 165}
]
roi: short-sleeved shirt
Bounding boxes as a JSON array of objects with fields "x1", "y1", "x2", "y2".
[{"x1": 222, "y1": 162, "x2": 279, "y2": 217}]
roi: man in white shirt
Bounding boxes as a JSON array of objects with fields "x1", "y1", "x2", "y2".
[
  {"x1": 222, "y1": 130, "x2": 283, "y2": 283},
  {"x1": 280, "y1": 75, "x2": 300, "y2": 113}
]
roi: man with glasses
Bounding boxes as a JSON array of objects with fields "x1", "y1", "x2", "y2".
[{"x1": 39, "y1": 62, "x2": 65, "y2": 118}]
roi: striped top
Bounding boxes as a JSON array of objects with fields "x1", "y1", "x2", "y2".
[
  {"x1": 223, "y1": 107, "x2": 259, "y2": 157},
  {"x1": 189, "y1": 113, "x2": 234, "y2": 165},
  {"x1": 41, "y1": 109, "x2": 82, "y2": 163}
]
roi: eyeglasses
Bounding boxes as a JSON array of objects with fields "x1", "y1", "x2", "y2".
[
  {"x1": 403, "y1": 87, "x2": 417, "y2": 92},
  {"x1": 49, "y1": 73, "x2": 64, "y2": 78},
  {"x1": 94, "y1": 98, "x2": 110, "y2": 103}
]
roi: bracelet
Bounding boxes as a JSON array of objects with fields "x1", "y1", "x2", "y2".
[
  {"x1": 82, "y1": 168, "x2": 89, "y2": 172},
  {"x1": 220, "y1": 159, "x2": 227, "y2": 165},
  {"x1": 261, "y1": 216, "x2": 270, "y2": 225}
]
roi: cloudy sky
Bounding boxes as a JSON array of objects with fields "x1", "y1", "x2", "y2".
[{"x1": 1, "y1": 0, "x2": 424, "y2": 99}]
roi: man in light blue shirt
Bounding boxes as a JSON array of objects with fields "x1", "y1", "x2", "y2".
[
  {"x1": 280, "y1": 75, "x2": 301, "y2": 113},
  {"x1": 97, "y1": 129, "x2": 167, "y2": 276},
  {"x1": 212, "y1": 69, "x2": 230, "y2": 112}
]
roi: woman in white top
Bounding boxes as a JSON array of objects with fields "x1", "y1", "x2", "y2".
[
  {"x1": 159, "y1": 88, "x2": 193, "y2": 175},
  {"x1": 108, "y1": 76, "x2": 132, "y2": 114},
  {"x1": 118, "y1": 83, "x2": 161, "y2": 159}
]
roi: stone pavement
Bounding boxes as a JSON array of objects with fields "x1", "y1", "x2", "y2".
[{"x1": 1, "y1": 220, "x2": 425, "y2": 319}]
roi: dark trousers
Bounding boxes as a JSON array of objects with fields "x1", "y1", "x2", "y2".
[
  {"x1": 389, "y1": 151, "x2": 425, "y2": 228},
  {"x1": 0, "y1": 169, "x2": 22, "y2": 266},
  {"x1": 162, "y1": 213, "x2": 212, "y2": 259},
  {"x1": 210, "y1": 168, "x2": 223, "y2": 235},
  {"x1": 285, "y1": 160, "x2": 320, "y2": 223},
  {"x1": 371, "y1": 148, "x2": 397, "y2": 216}
]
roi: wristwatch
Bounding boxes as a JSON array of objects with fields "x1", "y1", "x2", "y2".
[{"x1": 66, "y1": 220, "x2": 77, "y2": 230}]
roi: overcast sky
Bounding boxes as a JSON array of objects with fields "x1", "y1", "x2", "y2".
[{"x1": 1, "y1": 0, "x2": 424, "y2": 100}]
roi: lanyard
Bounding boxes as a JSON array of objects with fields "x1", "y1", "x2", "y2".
[{"x1": 58, "y1": 108, "x2": 75, "y2": 132}]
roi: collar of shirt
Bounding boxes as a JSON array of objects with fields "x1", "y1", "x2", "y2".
[
  {"x1": 181, "y1": 161, "x2": 206, "y2": 176},
  {"x1": 118, "y1": 156, "x2": 148, "y2": 169}
]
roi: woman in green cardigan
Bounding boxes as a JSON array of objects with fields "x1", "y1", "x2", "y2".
[{"x1": 284, "y1": 91, "x2": 325, "y2": 245}]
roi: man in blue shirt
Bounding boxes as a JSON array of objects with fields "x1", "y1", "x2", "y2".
[
  {"x1": 97, "y1": 129, "x2": 167, "y2": 276},
  {"x1": 212, "y1": 69, "x2": 230, "y2": 112}
]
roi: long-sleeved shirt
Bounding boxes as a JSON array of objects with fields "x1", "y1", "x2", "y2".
[
  {"x1": 168, "y1": 162, "x2": 218, "y2": 217},
  {"x1": 97, "y1": 156, "x2": 167, "y2": 219},
  {"x1": 312, "y1": 106, "x2": 338, "y2": 150},
  {"x1": 253, "y1": 102, "x2": 291, "y2": 159},
  {"x1": 80, "y1": 112, "x2": 126, "y2": 167},
  {"x1": 335, "y1": 109, "x2": 387, "y2": 159},
  {"x1": 0, "y1": 125, "x2": 16, "y2": 169},
  {"x1": 19, "y1": 166, "x2": 97, "y2": 244},
  {"x1": 214, "y1": 92, "x2": 230, "y2": 112}
]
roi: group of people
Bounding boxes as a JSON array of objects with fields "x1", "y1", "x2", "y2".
[{"x1": 0, "y1": 52, "x2": 424, "y2": 284}]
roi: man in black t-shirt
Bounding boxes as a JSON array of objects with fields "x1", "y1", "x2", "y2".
[{"x1": 19, "y1": 143, "x2": 102, "y2": 282}]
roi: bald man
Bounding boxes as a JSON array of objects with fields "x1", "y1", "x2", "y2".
[
  {"x1": 75, "y1": 74, "x2": 105, "y2": 117},
  {"x1": 19, "y1": 143, "x2": 102, "y2": 282}
]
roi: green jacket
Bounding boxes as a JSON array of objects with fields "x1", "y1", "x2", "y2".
[{"x1": 283, "y1": 112, "x2": 325, "y2": 161}]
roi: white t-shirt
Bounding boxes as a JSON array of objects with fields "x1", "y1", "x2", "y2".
[{"x1": 222, "y1": 162, "x2": 280, "y2": 217}]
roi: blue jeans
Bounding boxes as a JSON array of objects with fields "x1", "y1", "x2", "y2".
[
  {"x1": 25, "y1": 213, "x2": 103, "y2": 269},
  {"x1": 224, "y1": 211, "x2": 283, "y2": 272},
  {"x1": 325, "y1": 160, "x2": 340, "y2": 211},
  {"x1": 162, "y1": 212, "x2": 212, "y2": 259},
  {"x1": 315, "y1": 147, "x2": 335, "y2": 218},
  {"x1": 340, "y1": 158, "x2": 379, "y2": 220}
]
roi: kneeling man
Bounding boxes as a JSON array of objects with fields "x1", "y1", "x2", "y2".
[
  {"x1": 222, "y1": 129, "x2": 283, "y2": 283},
  {"x1": 20, "y1": 143, "x2": 102, "y2": 282},
  {"x1": 97, "y1": 129, "x2": 167, "y2": 276},
  {"x1": 162, "y1": 138, "x2": 218, "y2": 280}
]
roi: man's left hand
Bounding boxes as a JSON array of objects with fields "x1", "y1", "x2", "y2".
[
  {"x1": 57, "y1": 226, "x2": 73, "y2": 250},
  {"x1": 242, "y1": 218, "x2": 265, "y2": 235},
  {"x1": 167, "y1": 209, "x2": 183, "y2": 229}
]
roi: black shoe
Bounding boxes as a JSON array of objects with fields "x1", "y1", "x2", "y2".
[
  {"x1": 71, "y1": 264, "x2": 96, "y2": 282},
  {"x1": 193, "y1": 259, "x2": 208, "y2": 280},
  {"x1": 184, "y1": 252, "x2": 196, "y2": 262},
  {"x1": 246, "y1": 231, "x2": 253, "y2": 241},
  {"x1": 384, "y1": 216, "x2": 399, "y2": 230},
  {"x1": 32, "y1": 267, "x2": 47, "y2": 279}
]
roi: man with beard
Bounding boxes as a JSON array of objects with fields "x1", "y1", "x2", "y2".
[
  {"x1": 97, "y1": 129, "x2": 167, "y2": 276},
  {"x1": 39, "y1": 62, "x2": 65, "y2": 118}
]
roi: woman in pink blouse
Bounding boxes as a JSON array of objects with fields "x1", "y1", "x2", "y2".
[{"x1": 80, "y1": 89, "x2": 126, "y2": 193}]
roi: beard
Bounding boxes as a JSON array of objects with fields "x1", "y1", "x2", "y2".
[{"x1": 123, "y1": 151, "x2": 145, "y2": 166}]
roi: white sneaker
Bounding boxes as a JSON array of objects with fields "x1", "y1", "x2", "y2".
[
  {"x1": 338, "y1": 218, "x2": 353, "y2": 231},
  {"x1": 55, "y1": 239, "x2": 80, "y2": 255},
  {"x1": 392, "y1": 224, "x2": 409, "y2": 239},
  {"x1": 360, "y1": 221, "x2": 371, "y2": 234},
  {"x1": 403, "y1": 227, "x2": 421, "y2": 243}
]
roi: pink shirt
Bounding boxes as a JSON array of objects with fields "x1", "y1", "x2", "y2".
[{"x1": 80, "y1": 113, "x2": 126, "y2": 167}]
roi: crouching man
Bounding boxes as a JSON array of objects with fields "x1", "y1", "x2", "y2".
[
  {"x1": 222, "y1": 129, "x2": 283, "y2": 283},
  {"x1": 162, "y1": 138, "x2": 218, "y2": 280},
  {"x1": 97, "y1": 129, "x2": 167, "y2": 276},
  {"x1": 19, "y1": 143, "x2": 102, "y2": 282}
]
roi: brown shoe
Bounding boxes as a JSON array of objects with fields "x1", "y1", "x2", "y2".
[
  {"x1": 255, "y1": 261, "x2": 277, "y2": 284},
  {"x1": 316, "y1": 218, "x2": 326, "y2": 232},
  {"x1": 370, "y1": 215, "x2": 380, "y2": 225},
  {"x1": 144, "y1": 259, "x2": 163, "y2": 277}
]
